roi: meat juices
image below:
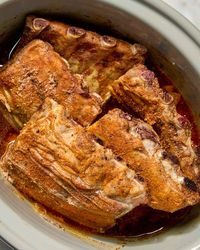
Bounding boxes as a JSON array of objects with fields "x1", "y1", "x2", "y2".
[{"x1": 0, "y1": 16, "x2": 199, "y2": 235}]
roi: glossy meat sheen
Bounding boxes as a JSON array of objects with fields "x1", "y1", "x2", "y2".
[
  {"x1": 111, "y1": 64, "x2": 200, "y2": 185},
  {"x1": 88, "y1": 109, "x2": 200, "y2": 212},
  {"x1": 0, "y1": 98, "x2": 146, "y2": 231},
  {"x1": 18, "y1": 16, "x2": 147, "y2": 101},
  {"x1": 0, "y1": 39, "x2": 102, "y2": 129}
]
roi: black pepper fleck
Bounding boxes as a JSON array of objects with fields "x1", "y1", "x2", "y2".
[{"x1": 184, "y1": 177, "x2": 198, "y2": 192}]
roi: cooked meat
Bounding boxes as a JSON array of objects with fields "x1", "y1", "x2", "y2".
[
  {"x1": 88, "y1": 109, "x2": 200, "y2": 212},
  {"x1": 0, "y1": 98, "x2": 146, "y2": 232},
  {"x1": 0, "y1": 39, "x2": 102, "y2": 130},
  {"x1": 111, "y1": 64, "x2": 200, "y2": 185},
  {"x1": 17, "y1": 16, "x2": 147, "y2": 101},
  {"x1": 0, "y1": 113, "x2": 17, "y2": 156},
  {"x1": 0, "y1": 15, "x2": 199, "y2": 234}
]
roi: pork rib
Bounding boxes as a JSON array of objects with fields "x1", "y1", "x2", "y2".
[
  {"x1": 0, "y1": 39, "x2": 102, "y2": 129},
  {"x1": 88, "y1": 108, "x2": 200, "y2": 212},
  {"x1": 17, "y1": 15, "x2": 147, "y2": 101},
  {"x1": 111, "y1": 64, "x2": 200, "y2": 185},
  {"x1": 0, "y1": 98, "x2": 146, "y2": 231}
]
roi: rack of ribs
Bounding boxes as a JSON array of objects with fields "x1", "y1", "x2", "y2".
[
  {"x1": 0, "y1": 98, "x2": 146, "y2": 232},
  {"x1": 88, "y1": 109, "x2": 199, "y2": 212},
  {"x1": 0, "y1": 15, "x2": 199, "y2": 233},
  {"x1": 17, "y1": 16, "x2": 147, "y2": 101},
  {"x1": 111, "y1": 64, "x2": 200, "y2": 186},
  {"x1": 0, "y1": 39, "x2": 102, "y2": 129}
]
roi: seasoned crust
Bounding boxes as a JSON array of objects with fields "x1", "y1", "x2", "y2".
[
  {"x1": 0, "y1": 98, "x2": 146, "y2": 231},
  {"x1": 0, "y1": 15, "x2": 199, "y2": 232},
  {"x1": 111, "y1": 64, "x2": 200, "y2": 185},
  {"x1": 17, "y1": 15, "x2": 147, "y2": 101},
  {"x1": 0, "y1": 39, "x2": 102, "y2": 129},
  {"x1": 88, "y1": 109, "x2": 200, "y2": 212}
]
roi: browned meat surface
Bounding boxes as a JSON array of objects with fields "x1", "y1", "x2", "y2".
[
  {"x1": 0, "y1": 15, "x2": 199, "y2": 234},
  {"x1": 88, "y1": 109, "x2": 200, "y2": 212},
  {"x1": 0, "y1": 113, "x2": 17, "y2": 156},
  {"x1": 0, "y1": 98, "x2": 146, "y2": 232},
  {"x1": 17, "y1": 16, "x2": 147, "y2": 101},
  {"x1": 111, "y1": 64, "x2": 200, "y2": 185},
  {"x1": 0, "y1": 39, "x2": 102, "y2": 130}
]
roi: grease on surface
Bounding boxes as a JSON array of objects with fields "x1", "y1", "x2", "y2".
[{"x1": 0, "y1": 34, "x2": 200, "y2": 249}]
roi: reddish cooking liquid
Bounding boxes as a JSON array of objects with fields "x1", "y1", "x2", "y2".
[
  {"x1": 0, "y1": 38, "x2": 199, "y2": 239},
  {"x1": 151, "y1": 63, "x2": 200, "y2": 146}
]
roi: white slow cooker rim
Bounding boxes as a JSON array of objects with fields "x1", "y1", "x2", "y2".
[{"x1": 0, "y1": 1, "x2": 200, "y2": 250}]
